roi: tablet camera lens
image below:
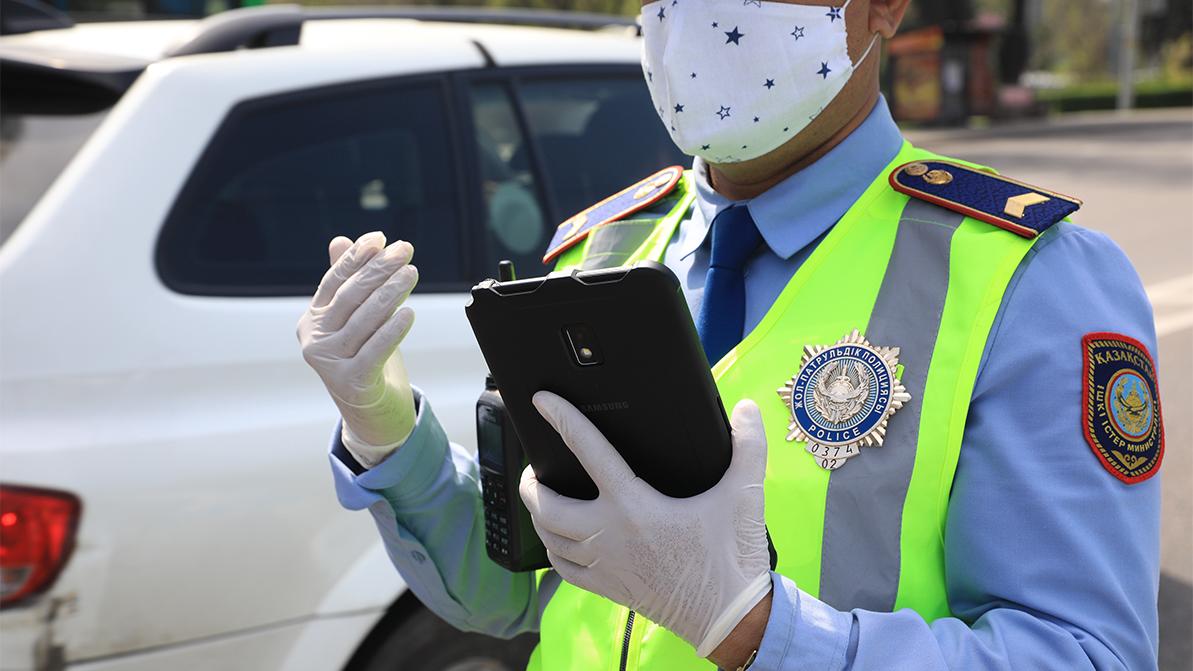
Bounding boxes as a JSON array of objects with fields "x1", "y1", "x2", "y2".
[{"x1": 564, "y1": 324, "x2": 604, "y2": 367}]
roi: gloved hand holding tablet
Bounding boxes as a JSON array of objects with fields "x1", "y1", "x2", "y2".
[
  {"x1": 466, "y1": 262, "x2": 776, "y2": 659},
  {"x1": 465, "y1": 262, "x2": 733, "y2": 501}
]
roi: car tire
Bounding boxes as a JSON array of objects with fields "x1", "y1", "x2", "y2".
[{"x1": 351, "y1": 605, "x2": 538, "y2": 671}]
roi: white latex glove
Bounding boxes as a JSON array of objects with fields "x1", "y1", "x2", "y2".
[
  {"x1": 519, "y1": 391, "x2": 772, "y2": 658},
  {"x1": 297, "y1": 232, "x2": 419, "y2": 467}
]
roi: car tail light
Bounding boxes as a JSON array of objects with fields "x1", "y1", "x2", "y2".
[{"x1": 0, "y1": 485, "x2": 81, "y2": 608}]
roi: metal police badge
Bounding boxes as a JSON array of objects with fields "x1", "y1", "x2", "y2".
[
  {"x1": 1082, "y1": 332, "x2": 1164, "y2": 484},
  {"x1": 777, "y1": 330, "x2": 911, "y2": 471}
]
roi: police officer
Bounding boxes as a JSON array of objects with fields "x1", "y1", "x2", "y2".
[{"x1": 297, "y1": 0, "x2": 1163, "y2": 668}]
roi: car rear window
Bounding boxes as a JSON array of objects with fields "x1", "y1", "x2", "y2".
[
  {"x1": 516, "y1": 76, "x2": 685, "y2": 221},
  {"x1": 0, "y1": 110, "x2": 108, "y2": 246},
  {"x1": 465, "y1": 72, "x2": 687, "y2": 277},
  {"x1": 157, "y1": 77, "x2": 466, "y2": 296},
  {"x1": 160, "y1": 70, "x2": 687, "y2": 296}
]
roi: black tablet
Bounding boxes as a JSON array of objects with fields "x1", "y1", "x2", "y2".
[{"x1": 465, "y1": 262, "x2": 732, "y2": 501}]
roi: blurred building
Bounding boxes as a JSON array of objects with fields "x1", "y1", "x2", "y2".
[{"x1": 887, "y1": 0, "x2": 1191, "y2": 123}]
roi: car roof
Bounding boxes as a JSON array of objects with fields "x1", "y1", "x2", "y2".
[
  {"x1": 0, "y1": 20, "x2": 197, "y2": 70},
  {"x1": 0, "y1": 9, "x2": 642, "y2": 69},
  {"x1": 0, "y1": 10, "x2": 643, "y2": 114},
  {"x1": 300, "y1": 20, "x2": 641, "y2": 66}
]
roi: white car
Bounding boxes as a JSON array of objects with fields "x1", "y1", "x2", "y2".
[{"x1": 0, "y1": 6, "x2": 683, "y2": 670}]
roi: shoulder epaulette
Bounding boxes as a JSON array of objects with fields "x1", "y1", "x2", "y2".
[
  {"x1": 543, "y1": 165, "x2": 684, "y2": 264},
  {"x1": 889, "y1": 160, "x2": 1082, "y2": 238}
]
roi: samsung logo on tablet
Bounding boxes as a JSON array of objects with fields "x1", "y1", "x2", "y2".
[{"x1": 579, "y1": 401, "x2": 630, "y2": 413}]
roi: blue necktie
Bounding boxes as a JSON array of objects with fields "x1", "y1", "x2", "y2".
[{"x1": 696, "y1": 205, "x2": 763, "y2": 365}]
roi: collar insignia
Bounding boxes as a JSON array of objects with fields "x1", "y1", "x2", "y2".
[
  {"x1": 777, "y1": 330, "x2": 911, "y2": 471},
  {"x1": 542, "y1": 165, "x2": 684, "y2": 265}
]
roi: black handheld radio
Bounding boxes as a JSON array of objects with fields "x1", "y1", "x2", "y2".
[
  {"x1": 477, "y1": 375, "x2": 549, "y2": 572},
  {"x1": 476, "y1": 260, "x2": 548, "y2": 572}
]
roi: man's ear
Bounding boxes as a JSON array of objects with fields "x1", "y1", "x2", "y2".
[{"x1": 869, "y1": 0, "x2": 912, "y2": 39}]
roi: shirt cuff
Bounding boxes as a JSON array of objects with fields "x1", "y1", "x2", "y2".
[
  {"x1": 754, "y1": 572, "x2": 853, "y2": 670},
  {"x1": 328, "y1": 386, "x2": 452, "y2": 511}
]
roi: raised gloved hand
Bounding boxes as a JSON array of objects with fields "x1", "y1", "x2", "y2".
[
  {"x1": 519, "y1": 391, "x2": 772, "y2": 658},
  {"x1": 297, "y1": 232, "x2": 419, "y2": 466}
]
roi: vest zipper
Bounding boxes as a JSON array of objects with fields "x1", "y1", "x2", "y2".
[{"x1": 618, "y1": 609, "x2": 636, "y2": 671}]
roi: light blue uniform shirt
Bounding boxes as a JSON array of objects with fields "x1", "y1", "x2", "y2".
[{"x1": 329, "y1": 97, "x2": 1161, "y2": 669}]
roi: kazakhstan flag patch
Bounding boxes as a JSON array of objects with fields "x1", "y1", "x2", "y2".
[{"x1": 1082, "y1": 332, "x2": 1164, "y2": 484}]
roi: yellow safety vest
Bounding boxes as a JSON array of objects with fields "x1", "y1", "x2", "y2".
[{"x1": 528, "y1": 143, "x2": 1061, "y2": 670}]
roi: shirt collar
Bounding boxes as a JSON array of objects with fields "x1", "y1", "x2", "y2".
[{"x1": 680, "y1": 95, "x2": 905, "y2": 260}]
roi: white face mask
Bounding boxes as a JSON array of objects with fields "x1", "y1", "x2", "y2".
[{"x1": 641, "y1": 0, "x2": 878, "y2": 164}]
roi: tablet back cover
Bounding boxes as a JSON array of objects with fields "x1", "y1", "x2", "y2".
[{"x1": 466, "y1": 263, "x2": 732, "y2": 501}]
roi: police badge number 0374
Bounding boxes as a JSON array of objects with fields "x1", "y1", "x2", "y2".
[
  {"x1": 1082, "y1": 332, "x2": 1164, "y2": 484},
  {"x1": 778, "y1": 330, "x2": 912, "y2": 471}
]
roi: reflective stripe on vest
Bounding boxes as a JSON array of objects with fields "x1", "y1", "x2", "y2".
[
  {"x1": 531, "y1": 143, "x2": 1041, "y2": 670},
  {"x1": 819, "y1": 197, "x2": 963, "y2": 612}
]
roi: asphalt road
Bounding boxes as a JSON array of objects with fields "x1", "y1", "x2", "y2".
[{"x1": 908, "y1": 109, "x2": 1193, "y2": 671}]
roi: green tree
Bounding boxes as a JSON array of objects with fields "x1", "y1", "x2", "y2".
[{"x1": 1032, "y1": 0, "x2": 1115, "y2": 81}]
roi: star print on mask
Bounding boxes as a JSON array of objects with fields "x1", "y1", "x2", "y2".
[
  {"x1": 657, "y1": 6, "x2": 666, "y2": 21},
  {"x1": 642, "y1": 0, "x2": 880, "y2": 163}
]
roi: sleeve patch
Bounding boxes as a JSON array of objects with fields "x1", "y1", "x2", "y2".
[
  {"x1": 1082, "y1": 332, "x2": 1164, "y2": 484},
  {"x1": 890, "y1": 160, "x2": 1082, "y2": 238},
  {"x1": 542, "y1": 165, "x2": 684, "y2": 264}
]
